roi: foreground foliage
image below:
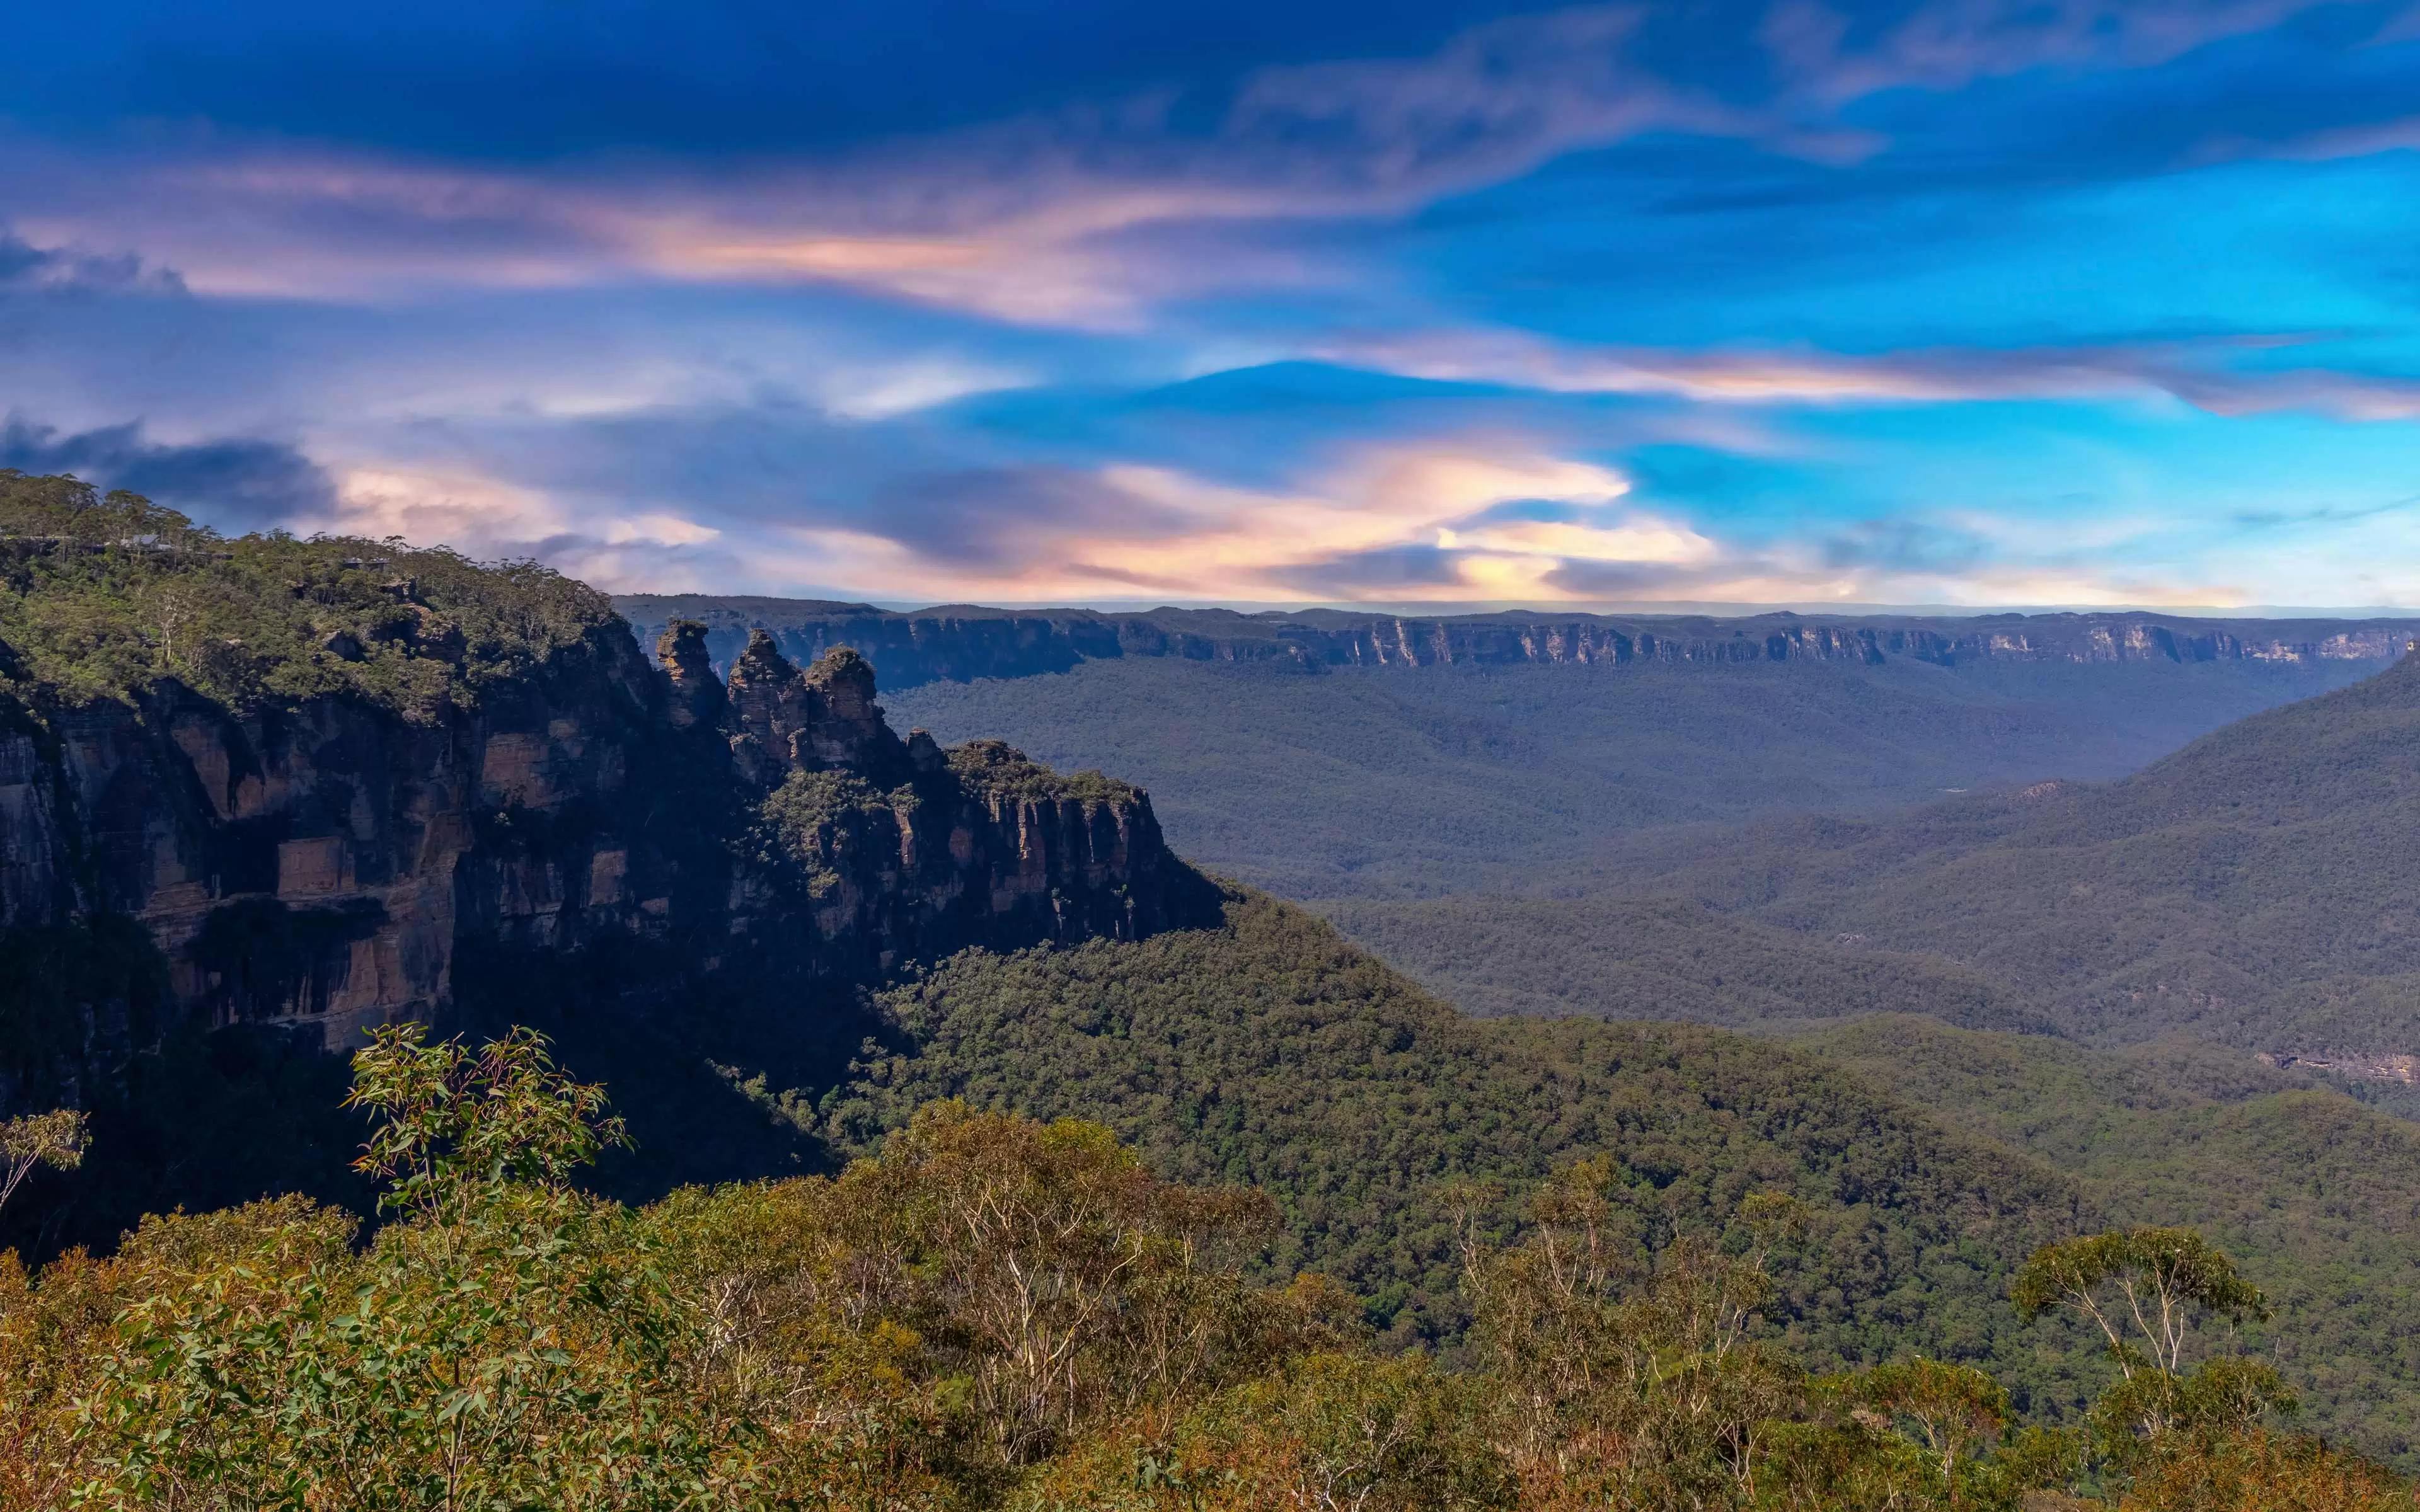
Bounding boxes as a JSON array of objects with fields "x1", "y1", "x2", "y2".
[
  {"x1": 0, "y1": 1109, "x2": 86, "y2": 1217},
  {"x1": 3, "y1": 1030, "x2": 2406, "y2": 1509},
  {"x1": 1796, "y1": 1014, "x2": 2420, "y2": 1463},
  {"x1": 834, "y1": 890, "x2": 2095, "y2": 1402}
]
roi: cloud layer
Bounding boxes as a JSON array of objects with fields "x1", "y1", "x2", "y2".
[{"x1": 9, "y1": 0, "x2": 2420, "y2": 607}]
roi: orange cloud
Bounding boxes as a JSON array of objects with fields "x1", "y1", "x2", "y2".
[{"x1": 296, "y1": 446, "x2": 2276, "y2": 609}]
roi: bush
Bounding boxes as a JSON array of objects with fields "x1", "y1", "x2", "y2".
[{"x1": 0, "y1": 471, "x2": 618, "y2": 722}]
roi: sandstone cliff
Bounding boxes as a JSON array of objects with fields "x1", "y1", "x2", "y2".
[
  {"x1": 0, "y1": 621, "x2": 686, "y2": 1074},
  {"x1": 694, "y1": 624, "x2": 1200, "y2": 973},
  {"x1": 0, "y1": 614, "x2": 1196, "y2": 1119},
  {"x1": 618, "y1": 597, "x2": 2420, "y2": 690}
]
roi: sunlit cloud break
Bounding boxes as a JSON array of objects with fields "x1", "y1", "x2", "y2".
[{"x1": 268, "y1": 439, "x2": 2245, "y2": 610}]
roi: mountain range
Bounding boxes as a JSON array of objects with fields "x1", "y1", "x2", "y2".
[
  {"x1": 618, "y1": 597, "x2": 2411, "y2": 898},
  {"x1": 1342, "y1": 650, "x2": 2420, "y2": 1060}
]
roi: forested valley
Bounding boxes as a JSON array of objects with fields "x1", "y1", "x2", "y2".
[{"x1": 3, "y1": 474, "x2": 2419, "y2": 1507}]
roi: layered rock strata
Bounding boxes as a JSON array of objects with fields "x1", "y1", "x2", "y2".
[
  {"x1": 0, "y1": 617, "x2": 1190, "y2": 1072},
  {"x1": 618, "y1": 597, "x2": 2420, "y2": 690}
]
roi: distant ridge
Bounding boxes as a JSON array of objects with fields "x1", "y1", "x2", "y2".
[{"x1": 617, "y1": 595, "x2": 2420, "y2": 690}]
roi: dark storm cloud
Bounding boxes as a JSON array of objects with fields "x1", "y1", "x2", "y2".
[{"x1": 0, "y1": 417, "x2": 334, "y2": 532}]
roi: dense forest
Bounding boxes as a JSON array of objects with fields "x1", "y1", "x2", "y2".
[
  {"x1": 1792, "y1": 1016, "x2": 2420, "y2": 1463},
  {"x1": 1335, "y1": 651, "x2": 2420, "y2": 1057},
  {"x1": 1319, "y1": 896, "x2": 2044, "y2": 1031},
  {"x1": 831, "y1": 890, "x2": 2094, "y2": 1380},
  {"x1": 2, "y1": 1025, "x2": 2399, "y2": 1510}
]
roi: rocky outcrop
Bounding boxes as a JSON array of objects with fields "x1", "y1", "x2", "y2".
[
  {"x1": 655, "y1": 619, "x2": 727, "y2": 731},
  {"x1": 617, "y1": 598, "x2": 2420, "y2": 690},
  {"x1": 723, "y1": 629, "x2": 909, "y2": 784},
  {"x1": 712, "y1": 621, "x2": 1197, "y2": 970},
  {"x1": 0, "y1": 616, "x2": 1196, "y2": 1079}
]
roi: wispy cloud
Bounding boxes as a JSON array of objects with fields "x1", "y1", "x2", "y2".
[
  {"x1": 1762, "y1": 0, "x2": 2327, "y2": 104},
  {"x1": 272, "y1": 430, "x2": 2242, "y2": 607},
  {"x1": 1316, "y1": 328, "x2": 2420, "y2": 421},
  {"x1": 0, "y1": 231, "x2": 185, "y2": 295},
  {"x1": 8, "y1": 0, "x2": 2418, "y2": 612},
  {"x1": 2215, "y1": 110, "x2": 2420, "y2": 163},
  {"x1": 8, "y1": 0, "x2": 2348, "y2": 325},
  {"x1": 8, "y1": 399, "x2": 2312, "y2": 608},
  {"x1": 0, "y1": 6, "x2": 1720, "y2": 323},
  {"x1": 773, "y1": 446, "x2": 1663, "y2": 600},
  {"x1": 309, "y1": 464, "x2": 732, "y2": 590}
]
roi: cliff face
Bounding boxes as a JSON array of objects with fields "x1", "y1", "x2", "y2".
[
  {"x1": 0, "y1": 624, "x2": 701, "y2": 1063},
  {"x1": 0, "y1": 617, "x2": 1194, "y2": 1094},
  {"x1": 697, "y1": 625, "x2": 1199, "y2": 973},
  {"x1": 617, "y1": 597, "x2": 2420, "y2": 690}
]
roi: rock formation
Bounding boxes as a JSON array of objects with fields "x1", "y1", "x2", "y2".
[
  {"x1": 0, "y1": 613, "x2": 1197, "y2": 1101},
  {"x1": 704, "y1": 622, "x2": 1194, "y2": 971},
  {"x1": 0, "y1": 623, "x2": 708, "y2": 1066}
]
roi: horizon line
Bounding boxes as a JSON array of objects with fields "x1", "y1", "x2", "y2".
[{"x1": 607, "y1": 592, "x2": 2420, "y2": 622}]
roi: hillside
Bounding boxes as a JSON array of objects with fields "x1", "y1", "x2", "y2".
[
  {"x1": 1794, "y1": 1015, "x2": 2420, "y2": 1463},
  {"x1": 1321, "y1": 895, "x2": 2047, "y2": 1030},
  {"x1": 883, "y1": 655, "x2": 2377, "y2": 897},
  {"x1": 1524, "y1": 650, "x2": 2420, "y2": 1053},
  {"x1": 1314, "y1": 650, "x2": 2420, "y2": 1060},
  {"x1": 800, "y1": 885, "x2": 2420, "y2": 1460},
  {"x1": 819, "y1": 885, "x2": 2105, "y2": 1412}
]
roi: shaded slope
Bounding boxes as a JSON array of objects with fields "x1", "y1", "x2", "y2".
[
  {"x1": 821, "y1": 885, "x2": 2103, "y2": 1416},
  {"x1": 1795, "y1": 1015, "x2": 2420, "y2": 1464},
  {"x1": 883, "y1": 656, "x2": 2377, "y2": 897},
  {"x1": 1322, "y1": 895, "x2": 2046, "y2": 1031},
  {"x1": 1392, "y1": 652, "x2": 2420, "y2": 1051}
]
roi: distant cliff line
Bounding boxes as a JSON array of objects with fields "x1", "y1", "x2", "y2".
[{"x1": 616, "y1": 596, "x2": 2420, "y2": 691}]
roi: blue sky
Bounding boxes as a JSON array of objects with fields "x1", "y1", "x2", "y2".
[{"x1": 9, "y1": 0, "x2": 2420, "y2": 608}]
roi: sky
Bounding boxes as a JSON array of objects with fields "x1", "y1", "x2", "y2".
[{"x1": 8, "y1": 1, "x2": 2420, "y2": 609}]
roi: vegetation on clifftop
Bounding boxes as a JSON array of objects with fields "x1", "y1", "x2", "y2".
[
  {"x1": 0, "y1": 471, "x2": 617, "y2": 722},
  {"x1": 947, "y1": 736, "x2": 1141, "y2": 805}
]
